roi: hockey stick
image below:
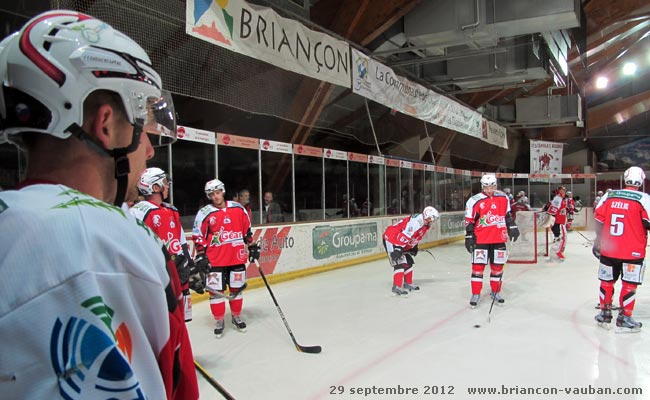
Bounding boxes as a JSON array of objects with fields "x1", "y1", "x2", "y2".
[
  {"x1": 423, "y1": 249, "x2": 436, "y2": 261},
  {"x1": 194, "y1": 360, "x2": 236, "y2": 400},
  {"x1": 253, "y1": 260, "x2": 322, "y2": 354},
  {"x1": 487, "y1": 270, "x2": 504, "y2": 323},
  {"x1": 575, "y1": 230, "x2": 593, "y2": 244},
  {"x1": 488, "y1": 240, "x2": 511, "y2": 323}
]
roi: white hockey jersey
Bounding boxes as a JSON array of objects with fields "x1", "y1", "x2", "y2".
[{"x1": 0, "y1": 184, "x2": 175, "y2": 399}]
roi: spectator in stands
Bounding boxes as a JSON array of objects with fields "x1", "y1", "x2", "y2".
[
  {"x1": 263, "y1": 191, "x2": 284, "y2": 223},
  {"x1": 238, "y1": 188, "x2": 253, "y2": 218}
]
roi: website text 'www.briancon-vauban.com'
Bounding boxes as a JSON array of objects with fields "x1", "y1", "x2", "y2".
[{"x1": 467, "y1": 385, "x2": 642, "y2": 396}]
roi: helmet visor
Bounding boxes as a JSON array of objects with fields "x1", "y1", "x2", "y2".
[{"x1": 139, "y1": 90, "x2": 176, "y2": 147}]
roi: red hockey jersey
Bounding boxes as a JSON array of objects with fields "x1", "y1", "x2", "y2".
[
  {"x1": 192, "y1": 201, "x2": 251, "y2": 266},
  {"x1": 383, "y1": 214, "x2": 430, "y2": 250},
  {"x1": 130, "y1": 200, "x2": 187, "y2": 256},
  {"x1": 594, "y1": 189, "x2": 650, "y2": 259},
  {"x1": 465, "y1": 191, "x2": 511, "y2": 244},
  {"x1": 547, "y1": 194, "x2": 568, "y2": 224}
]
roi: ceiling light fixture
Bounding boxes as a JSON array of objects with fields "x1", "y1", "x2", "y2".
[
  {"x1": 622, "y1": 62, "x2": 637, "y2": 75},
  {"x1": 595, "y1": 76, "x2": 608, "y2": 89}
]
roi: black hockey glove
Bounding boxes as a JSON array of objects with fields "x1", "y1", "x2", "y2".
[
  {"x1": 248, "y1": 244, "x2": 261, "y2": 263},
  {"x1": 592, "y1": 241, "x2": 601, "y2": 260},
  {"x1": 408, "y1": 244, "x2": 419, "y2": 256},
  {"x1": 508, "y1": 225, "x2": 520, "y2": 242},
  {"x1": 390, "y1": 247, "x2": 404, "y2": 262},
  {"x1": 464, "y1": 234, "x2": 476, "y2": 253},
  {"x1": 172, "y1": 254, "x2": 191, "y2": 285},
  {"x1": 194, "y1": 253, "x2": 211, "y2": 274}
]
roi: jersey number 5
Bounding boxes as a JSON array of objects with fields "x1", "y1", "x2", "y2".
[{"x1": 609, "y1": 213, "x2": 625, "y2": 236}]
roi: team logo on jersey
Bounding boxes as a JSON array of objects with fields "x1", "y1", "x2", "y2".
[
  {"x1": 166, "y1": 231, "x2": 182, "y2": 254},
  {"x1": 152, "y1": 214, "x2": 161, "y2": 227},
  {"x1": 50, "y1": 296, "x2": 142, "y2": 399}
]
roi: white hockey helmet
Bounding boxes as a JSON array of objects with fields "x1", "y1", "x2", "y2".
[
  {"x1": 516, "y1": 190, "x2": 526, "y2": 198},
  {"x1": 0, "y1": 10, "x2": 176, "y2": 147},
  {"x1": 624, "y1": 166, "x2": 645, "y2": 187},
  {"x1": 480, "y1": 174, "x2": 497, "y2": 187},
  {"x1": 597, "y1": 190, "x2": 603, "y2": 196},
  {"x1": 518, "y1": 196, "x2": 529, "y2": 204},
  {"x1": 205, "y1": 178, "x2": 225, "y2": 198},
  {"x1": 138, "y1": 167, "x2": 169, "y2": 196},
  {"x1": 422, "y1": 206, "x2": 439, "y2": 221}
]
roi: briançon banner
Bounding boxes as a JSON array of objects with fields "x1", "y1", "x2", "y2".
[
  {"x1": 186, "y1": 0, "x2": 351, "y2": 88},
  {"x1": 352, "y1": 48, "x2": 508, "y2": 149}
]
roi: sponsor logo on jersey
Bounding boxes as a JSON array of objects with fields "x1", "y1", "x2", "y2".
[
  {"x1": 50, "y1": 296, "x2": 142, "y2": 399},
  {"x1": 152, "y1": 214, "x2": 161, "y2": 227},
  {"x1": 210, "y1": 227, "x2": 244, "y2": 246},
  {"x1": 478, "y1": 211, "x2": 505, "y2": 226},
  {"x1": 224, "y1": 216, "x2": 231, "y2": 224}
]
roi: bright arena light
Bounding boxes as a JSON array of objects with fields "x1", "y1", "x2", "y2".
[
  {"x1": 595, "y1": 76, "x2": 608, "y2": 89},
  {"x1": 623, "y1": 62, "x2": 637, "y2": 75}
]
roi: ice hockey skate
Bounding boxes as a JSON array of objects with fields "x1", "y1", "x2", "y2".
[
  {"x1": 232, "y1": 315, "x2": 247, "y2": 332},
  {"x1": 392, "y1": 285, "x2": 409, "y2": 297},
  {"x1": 469, "y1": 294, "x2": 480, "y2": 308},
  {"x1": 594, "y1": 308, "x2": 612, "y2": 329},
  {"x1": 403, "y1": 283, "x2": 420, "y2": 292},
  {"x1": 490, "y1": 291, "x2": 505, "y2": 305},
  {"x1": 214, "y1": 319, "x2": 225, "y2": 338},
  {"x1": 615, "y1": 314, "x2": 642, "y2": 334}
]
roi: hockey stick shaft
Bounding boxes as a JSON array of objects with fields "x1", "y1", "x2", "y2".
[
  {"x1": 488, "y1": 240, "x2": 511, "y2": 322},
  {"x1": 194, "y1": 360, "x2": 236, "y2": 400},
  {"x1": 575, "y1": 230, "x2": 593, "y2": 243},
  {"x1": 254, "y1": 260, "x2": 322, "y2": 354}
]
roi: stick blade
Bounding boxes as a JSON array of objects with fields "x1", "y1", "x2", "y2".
[{"x1": 297, "y1": 344, "x2": 322, "y2": 354}]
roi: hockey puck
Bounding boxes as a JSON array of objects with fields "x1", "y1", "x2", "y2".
[{"x1": 473, "y1": 324, "x2": 481, "y2": 328}]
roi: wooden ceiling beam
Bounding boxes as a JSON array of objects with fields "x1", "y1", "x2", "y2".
[{"x1": 586, "y1": 89, "x2": 650, "y2": 131}]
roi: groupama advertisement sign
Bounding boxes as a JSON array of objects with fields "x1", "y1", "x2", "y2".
[{"x1": 313, "y1": 223, "x2": 378, "y2": 259}]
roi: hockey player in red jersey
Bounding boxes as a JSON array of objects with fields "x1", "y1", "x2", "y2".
[
  {"x1": 541, "y1": 186, "x2": 568, "y2": 260},
  {"x1": 193, "y1": 179, "x2": 261, "y2": 337},
  {"x1": 593, "y1": 166, "x2": 650, "y2": 333},
  {"x1": 565, "y1": 191, "x2": 576, "y2": 231},
  {"x1": 132, "y1": 168, "x2": 205, "y2": 322},
  {"x1": 465, "y1": 174, "x2": 520, "y2": 308},
  {"x1": 383, "y1": 206, "x2": 440, "y2": 296}
]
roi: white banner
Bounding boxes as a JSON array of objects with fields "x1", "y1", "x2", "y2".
[
  {"x1": 530, "y1": 140, "x2": 563, "y2": 174},
  {"x1": 176, "y1": 125, "x2": 215, "y2": 144},
  {"x1": 186, "y1": 0, "x2": 351, "y2": 88},
  {"x1": 352, "y1": 49, "x2": 510, "y2": 147},
  {"x1": 482, "y1": 119, "x2": 508, "y2": 149}
]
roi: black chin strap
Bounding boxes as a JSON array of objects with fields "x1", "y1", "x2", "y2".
[{"x1": 66, "y1": 123, "x2": 140, "y2": 206}]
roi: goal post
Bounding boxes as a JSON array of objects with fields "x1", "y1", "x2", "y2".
[{"x1": 508, "y1": 211, "x2": 549, "y2": 264}]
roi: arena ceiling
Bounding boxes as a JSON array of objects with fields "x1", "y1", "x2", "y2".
[{"x1": 2, "y1": 0, "x2": 649, "y2": 172}]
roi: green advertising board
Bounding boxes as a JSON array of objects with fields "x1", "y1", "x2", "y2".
[{"x1": 313, "y1": 223, "x2": 378, "y2": 259}]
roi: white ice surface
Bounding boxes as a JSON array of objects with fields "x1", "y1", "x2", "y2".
[{"x1": 188, "y1": 231, "x2": 650, "y2": 399}]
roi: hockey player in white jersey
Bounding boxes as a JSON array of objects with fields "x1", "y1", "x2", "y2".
[{"x1": 0, "y1": 11, "x2": 198, "y2": 399}]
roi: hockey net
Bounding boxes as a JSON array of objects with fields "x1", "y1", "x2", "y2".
[{"x1": 507, "y1": 211, "x2": 549, "y2": 264}]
